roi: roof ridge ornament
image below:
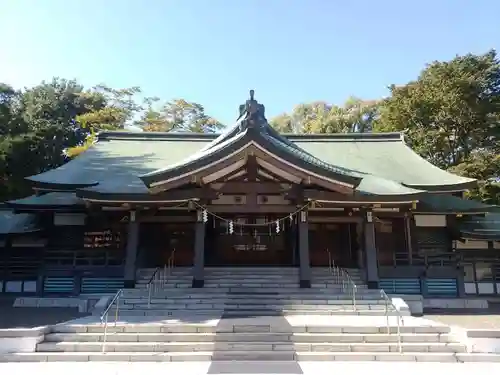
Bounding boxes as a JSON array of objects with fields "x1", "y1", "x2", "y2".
[{"x1": 238, "y1": 89, "x2": 266, "y2": 128}]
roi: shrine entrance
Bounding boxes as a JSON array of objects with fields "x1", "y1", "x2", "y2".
[{"x1": 205, "y1": 215, "x2": 298, "y2": 266}]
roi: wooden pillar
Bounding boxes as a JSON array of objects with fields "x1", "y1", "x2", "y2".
[
  {"x1": 404, "y1": 215, "x2": 413, "y2": 265},
  {"x1": 192, "y1": 210, "x2": 206, "y2": 288},
  {"x1": 298, "y1": 211, "x2": 311, "y2": 288},
  {"x1": 364, "y1": 211, "x2": 379, "y2": 289},
  {"x1": 124, "y1": 211, "x2": 139, "y2": 288},
  {"x1": 1, "y1": 236, "x2": 11, "y2": 294},
  {"x1": 356, "y1": 222, "x2": 364, "y2": 269}
]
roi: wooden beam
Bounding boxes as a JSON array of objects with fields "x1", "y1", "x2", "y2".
[
  {"x1": 302, "y1": 189, "x2": 353, "y2": 202},
  {"x1": 149, "y1": 153, "x2": 246, "y2": 193},
  {"x1": 139, "y1": 215, "x2": 195, "y2": 223},
  {"x1": 85, "y1": 187, "x2": 219, "y2": 203},
  {"x1": 215, "y1": 182, "x2": 289, "y2": 194},
  {"x1": 251, "y1": 148, "x2": 355, "y2": 194},
  {"x1": 155, "y1": 187, "x2": 218, "y2": 200},
  {"x1": 149, "y1": 143, "x2": 356, "y2": 195},
  {"x1": 246, "y1": 155, "x2": 258, "y2": 181},
  {"x1": 206, "y1": 204, "x2": 295, "y2": 213},
  {"x1": 303, "y1": 189, "x2": 415, "y2": 206},
  {"x1": 285, "y1": 185, "x2": 305, "y2": 203},
  {"x1": 222, "y1": 165, "x2": 247, "y2": 181}
]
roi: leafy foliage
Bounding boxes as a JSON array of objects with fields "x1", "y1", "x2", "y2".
[
  {"x1": 268, "y1": 50, "x2": 500, "y2": 204},
  {"x1": 376, "y1": 50, "x2": 500, "y2": 204},
  {"x1": 140, "y1": 98, "x2": 224, "y2": 133},
  {"x1": 270, "y1": 98, "x2": 380, "y2": 134}
]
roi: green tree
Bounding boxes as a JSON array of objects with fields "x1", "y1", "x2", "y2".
[
  {"x1": 377, "y1": 50, "x2": 500, "y2": 204},
  {"x1": 141, "y1": 98, "x2": 224, "y2": 133},
  {"x1": 270, "y1": 98, "x2": 380, "y2": 134},
  {"x1": 67, "y1": 85, "x2": 143, "y2": 157},
  {"x1": 269, "y1": 113, "x2": 295, "y2": 133},
  {"x1": 0, "y1": 78, "x2": 105, "y2": 198}
]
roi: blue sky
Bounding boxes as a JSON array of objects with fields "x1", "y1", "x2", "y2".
[{"x1": 1, "y1": 0, "x2": 499, "y2": 124}]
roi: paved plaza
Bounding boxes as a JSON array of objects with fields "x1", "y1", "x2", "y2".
[{"x1": 1, "y1": 361, "x2": 500, "y2": 375}]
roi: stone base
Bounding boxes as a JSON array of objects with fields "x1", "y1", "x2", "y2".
[
  {"x1": 424, "y1": 298, "x2": 489, "y2": 310},
  {"x1": 124, "y1": 280, "x2": 135, "y2": 289},
  {"x1": 14, "y1": 297, "x2": 88, "y2": 313},
  {"x1": 300, "y1": 280, "x2": 311, "y2": 288},
  {"x1": 192, "y1": 279, "x2": 205, "y2": 288}
]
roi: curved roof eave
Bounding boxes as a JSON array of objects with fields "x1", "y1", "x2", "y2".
[
  {"x1": 404, "y1": 180, "x2": 477, "y2": 192},
  {"x1": 354, "y1": 175, "x2": 425, "y2": 198},
  {"x1": 140, "y1": 128, "x2": 249, "y2": 183},
  {"x1": 25, "y1": 144, "x2": 101, "y2": 189}
]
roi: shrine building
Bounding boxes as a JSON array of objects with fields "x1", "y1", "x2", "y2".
[{"x1": 1, "y1": 91, "x2": 499, "y2": 297}]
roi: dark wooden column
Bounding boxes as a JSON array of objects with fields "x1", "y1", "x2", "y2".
[
  {"x1": 298, "y1": 211, "x2": 311, "y2": 288},
  {"x1": 355, "y1": 222, "x2": 365, "y2": 269},
  {"x1": 192, "y1": 210, "x2": 206, "y2": 288},
  {"x1": 1, "y1": 236, "x2": 11, "y2": 294},
  {"x1": 364, "y1": 211, "x2": 379, "y2": 289},
  {"x1": 404, "y1": 215, "x2": 413, "y2": 265},
  {"x1": 124, "y1": 211, "x2": 139, "y2": 289}
]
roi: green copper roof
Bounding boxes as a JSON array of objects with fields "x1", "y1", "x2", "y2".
[
  {"x1": 24, "y1": 130, "x2": 475, "y2": 197},
  {"x1": 417, "y1": 194, "x2": 500, "y2": 214},
  {"x1": 293, "y1": 134, "x2": 475, "y2": 191},
  {"x1": 0, "y1": 210, "x2": 40, "y2": 235},
  {"x1": 7, "y1": 193, "x2": 84, "y2": 209},
  {"x1": 458, "y1": 214, "x2": 500, "y2": 240},
  {"x1": 25, "y1": 90, "x2": 475, "y2": 200}
]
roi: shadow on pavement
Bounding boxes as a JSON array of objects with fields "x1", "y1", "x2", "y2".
[{"x1": 0, "y1": 297, "x2": 89, "y2": 329}]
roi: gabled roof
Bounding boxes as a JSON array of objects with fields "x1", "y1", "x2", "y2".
[
  {"x1": 25, "y1": 92, "x2": 476, "y2": 198},
  {"x1": 140, "y1": 95, "x2": 368, "y2": 193}
]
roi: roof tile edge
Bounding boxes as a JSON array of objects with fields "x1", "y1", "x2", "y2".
[{"x1": 97, "y1": 130, "x2": 404, "y2": 142}]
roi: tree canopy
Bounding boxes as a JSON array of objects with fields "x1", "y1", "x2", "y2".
[
  {"x1": 0, "y1": 50, "x2": 498, "y2": 204},
  {"x1": 376, "y1": 50, "x2": 500, "y2": 205}
]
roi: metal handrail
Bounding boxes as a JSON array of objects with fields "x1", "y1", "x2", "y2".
[
  {"x1": 147, "y1": 266, "x2": 161, "y2": 285},
  {"x1": 147, "y1": 249, "x2": 176, "y2": 308},
  {"x1": 100, "y1": 288, "x2": 123, "y2": 352},
  {"x1": 380, "y1": 289, "x2": 402, "y2": 353},
  {"x1": 325, "y1": 248, "x2": 357, "y2": 311}
]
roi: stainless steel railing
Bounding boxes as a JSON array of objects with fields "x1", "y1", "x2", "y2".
[
  {"x1": 380, "y1": 289, "x2": 402, "y2": 353},
  {"x1": 100, "y1": 288, "x2": 123, "y2": 352},
  {"x1": 326, "y1": 249, "x2": 357, "y2": 311},
  {"x1": 147, "y1": 249, "x2": 176, "y2": 308}
]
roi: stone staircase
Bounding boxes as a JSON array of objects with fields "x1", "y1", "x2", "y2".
[
  {"x1": 128, "y1": 267, "x2": 381, "y2": 316},
  {"x1": 2, "y1": 267, "x2": 497, "y2": 362},
  {"x1": 2, "y1": 315, "x2": 491, "y2": 362}
]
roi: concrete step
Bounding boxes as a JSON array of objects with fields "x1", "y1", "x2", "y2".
[
  {"x1": 52, "y1": 324, "x2": 448, "y2": 335},
  {"x1": 0, "y1": 351, "x2": 472, "y2": 362},
  {"x1": 456, "y1": 353, "x2": 500, "y2": 362},
  {"x1": 138, "y1": 267, "x2": 361, "y2": 273},
  {"x1": 122, "y1": 304, "x2": 384, "y2": 311},
  {"x1": 137, "y1": 283, "x2": 367, "y2": 288},
  {"x1": 43, "y1": 332, "x2": 455, "y2": 343},
  {"x1": 120, "y1": 296, "x2": 385, "y2": 308},
  {"x1": 115, "y1": 310, "x2": 392, "y2": 317},
  {"x1": 127, "y1": 286, "x2": 374, "y2": 297},
  {"x1": 138, "y1": 274, "x2": 364, "y2": 279},
  {"x1": 36, "y1": 341, "x2": 467, "y2": 353},
  {"x1": 122, "y1": 293, "x2": 377, "y2": 301}
]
